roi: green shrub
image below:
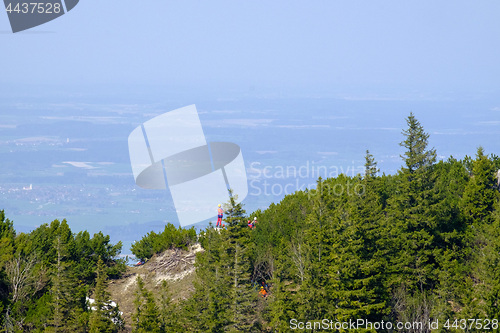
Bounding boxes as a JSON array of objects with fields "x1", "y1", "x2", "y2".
[{"x1": 131, "y1": 224, "x2": 197, "y2": 260}]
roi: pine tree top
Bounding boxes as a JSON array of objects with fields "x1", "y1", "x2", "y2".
[{"x1": 400, "y1": 112, "x2": 436, "y2": 174}]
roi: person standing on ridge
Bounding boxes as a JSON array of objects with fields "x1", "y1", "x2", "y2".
[{"x1": 217, "y1": 204, "x2": 223, "y2": 228}]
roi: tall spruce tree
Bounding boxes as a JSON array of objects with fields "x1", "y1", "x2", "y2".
[
  {"x1": 227, "y1": 243, "x2": 256, "y2": 332},
  {"x1": 47, "y1": 236, "x2": 73, "y2": 333},
  {"x1": 349, "y1": 151, "x2": 388, "y2": 319},
  {"x1": 222, "y1": 191, "x2": 258, "y2": 331},
  {"x1": 387, "y1": 113, "x2": 439, "y2": 293},
  {"x1": 186, "y1": 227, "x2": 229, "y2": 332},
  {"x1": 187, "y1": 191, "x2": 260, "y2": 332},
  {"x1": 364, "y1": 149, "x2": 379, "y2": 179},
  {"x1": 400, "y1": 113, "x2": 437, "y2": 176},
  {"x1": 223, "y1": 190, "x2": 248, "y2": 243}
]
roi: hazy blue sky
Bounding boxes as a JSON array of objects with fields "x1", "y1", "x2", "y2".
[
  {"x1": 2, "y1": 1, "x2": 500, "y2": 97},
  {"x1": 2, "y1": 1, "x2": 500, "y2": 248}
]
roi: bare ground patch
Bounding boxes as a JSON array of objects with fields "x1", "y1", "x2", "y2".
[{"x1": 108, "y1": 244, "x2": 203, "y2": 332}]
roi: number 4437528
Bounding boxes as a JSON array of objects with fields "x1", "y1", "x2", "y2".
[
  {"x1": 5, "y1": 2, "x2": 62, "y2": 14},
  {"x1": 444, "y1": 319, "x2": 498, "y2": 330}
]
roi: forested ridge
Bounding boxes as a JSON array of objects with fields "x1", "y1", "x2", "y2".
[{"x1": 2, "y1": 112, "x2": 500, "y2": 332}]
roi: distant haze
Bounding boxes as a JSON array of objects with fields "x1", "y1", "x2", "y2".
[{"x1": 1, "y1": 1, "x2": 500, "y2": 254}]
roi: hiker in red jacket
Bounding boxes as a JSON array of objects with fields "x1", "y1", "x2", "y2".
[{"x1": 217, "y1": 204, "x2": 223, "y2": 228}]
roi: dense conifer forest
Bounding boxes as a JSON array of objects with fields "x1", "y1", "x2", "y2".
[{"x1": 1, "y1": 113, "x2": 500, "y2": 332}]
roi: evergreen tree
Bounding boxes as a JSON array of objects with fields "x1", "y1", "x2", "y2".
[
  {"x1": 346, "y1": 153, "x2": 388, "y2": 320},
  {"x1": 223, "y1": 189, "x2": 248, "y2": 243},
  {"x1": 89, "y1": 257, "x2": 122, "y2": 333},
  {"x1": 460, "y1": 149, "x2": 500, "y2": 320},
  {"x1": 188, "y1": 192, "x2": 260, "y2": 332},
  {"x1": 400, "y1": 112, "x2": 437, "y2": 176},
  {"x1": 187, "y1": 227, "x2": 228, "y2": 333},
  {"x1": 299, "y1": 177, "x2": 335, "y2": 321},
  {"x1": 0, "y1": 211, "x2": 15, "y2": 328},
  {"x1": 132, "y1": 276, "x2": 161, "y2": 333},
  {"x1": 364, "y1": 149, "x2": 379, "y2": 179},
  {"x1": 431, "y1": 158, "x2": 470, "y2": 318},
  {"x1": 47, "y1": 236, "x2": 73, "y2": 333},
  {"x1": 461, "y1": 147, "x2": 498, "y2": 224},
  {"x1": 227, "y1": 243, "x2": 256, "y2": 332},
  {"x1": 314, "y1": 171, "x2": 389, "y2": 322},
  {"x1": 481, "y1": 201, "x2": 500, "y2": 319},
  {"x1": 386, "y1": 113, "x2": 439, "y2": 293},
  {"x1": 157, "y1": 280, "x2": 178, "y2": 332},
  {"x1": 266, "y1": 274, "x2": 292, "y2": 333},
  {"x1": 0, "y1": 211, "x2": 15, "y2": 267},
  {"x1": 221, "y1": 192, "x2": 258, "y2": 332}
]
